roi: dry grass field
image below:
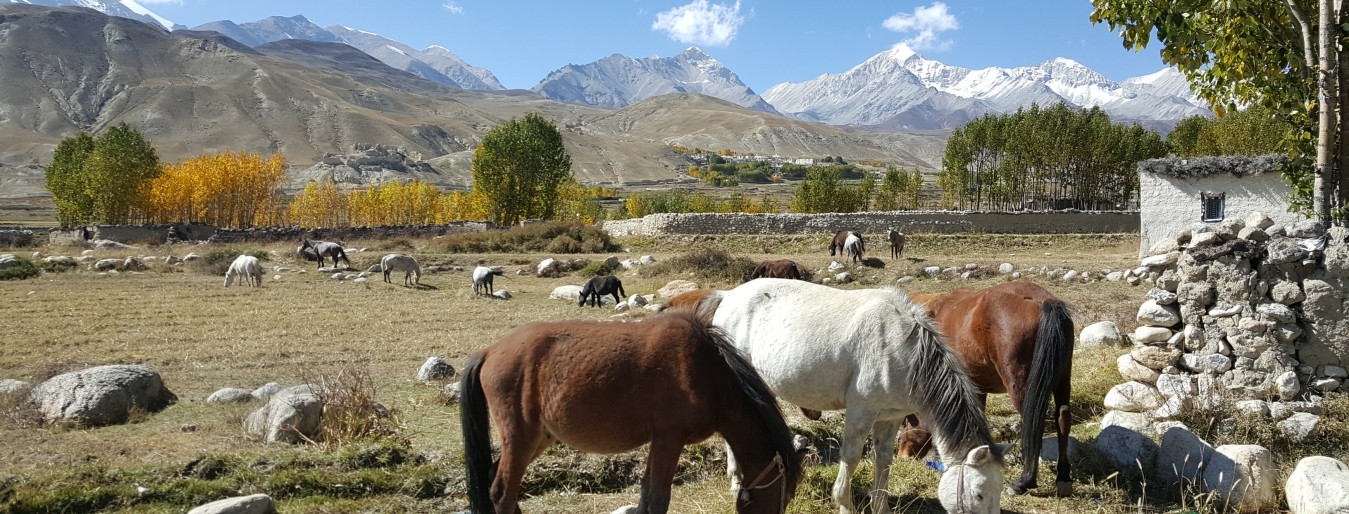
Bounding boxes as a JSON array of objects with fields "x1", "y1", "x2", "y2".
[{"x1": 0, "y1": 230, "x2": 1343, "y2": 513}]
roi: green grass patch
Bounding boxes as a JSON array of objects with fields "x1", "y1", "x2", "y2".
[
  {"x1": 639, "y1": 248, "x2": 757, "y2": 283},
  {"x1": 0, "y1": 257, "x2": 41, "y2": 281}
]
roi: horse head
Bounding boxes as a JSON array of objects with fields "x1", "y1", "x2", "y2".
[
  {"x1": 937, "y1": 445, "x2": 1004, "y2": 514},
  {"x1": 734, "y1": 448, "x2": 809, "y2": 514}
]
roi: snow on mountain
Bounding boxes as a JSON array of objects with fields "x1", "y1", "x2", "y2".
[
  {"x1": 532, "y1": 47, "x2": 780, "y2": 114},
  {"x1": 9, "y1": 0, "x2": 181, "y2": 29},
  {"x1": 326, "y1": 26, "x2": 504, "y2": 90},
  {"x1": 762, "y1": 45, "x2": 1209, "y2": 129},
  {"x1": 191, "y1": 15, "x2": 341, "y2": 46}
]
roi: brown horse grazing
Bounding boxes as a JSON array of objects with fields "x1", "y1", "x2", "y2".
[
  {"x1": 899, "y1": 281, "x2": 1074, "y2": 497},
  {"x1": 460, "y1": 306, "x2": 806, "y2": 514},
  {"x1": 748, "y1": 259, "x2": 802, "y2": 281},
  {"x1": 827, "y1": 230, "x2": 864, "y2": 258}
]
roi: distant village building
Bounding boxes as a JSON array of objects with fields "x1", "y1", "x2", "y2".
[
  {"x1": 792, "y1": 158, "x2": 815, "y2": 166},
  {"x1": 1136, "y1": 155, "x2": 1304, "y2": 257}
]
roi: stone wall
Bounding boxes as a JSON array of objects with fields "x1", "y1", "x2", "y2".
[
  {"x1": 1103, "y1": 214, "x2": 1346, "y2": 434},
  {"x1": 602, "y1": 210, "x2": 1140, "y2": 236},
  {"x1": 48, "y1": 223, "x2": 495, "y2": 246}
]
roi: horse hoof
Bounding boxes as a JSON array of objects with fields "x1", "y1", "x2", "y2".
[{"x1": 1056, "y1": 481, "x2": 1074, "y2": 497}]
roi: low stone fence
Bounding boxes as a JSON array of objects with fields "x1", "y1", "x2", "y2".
[
  {"x1": 0, "y1": 228, "x2": 36, "y2": 247},
  {"x1": 48, "y1": 223, "x2": 496, "y2": 246},
  {"x1": 601, "y1": 210, "x2": 1139, "y2": 236}
]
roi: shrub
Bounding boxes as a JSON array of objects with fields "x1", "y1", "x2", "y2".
[
  {"x1": 639, "y1": 248, "x2": 757, "y2": 283},
  {"x1": 438, "y1": 221, "x2": 617, "y2": 254},
  {"x1": 0, "y1": 257, "x2": 41, "y2": 281},
  {"x1": 574, "y1": 261, "x2": 616, "y2": 278},
  {"x1": 36, "y1": 258, "x2": 78, "y2": 274}
]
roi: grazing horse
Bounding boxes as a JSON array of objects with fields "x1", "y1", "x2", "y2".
[
  {"x1": 828, "y1": 230, "x2": 865, "y2": 259},
  {"x1": 223, "y1": 255, "x2": 262, "y2": 287},
  {"x1": 749, "y1": 259, "x2": 802, "y2": 281},
  {"x1": 886, "y1": 228, "x2": 906, "y2": 260},
  {"x1": 843, "y1": 233, "x2": 865, "y2": 264},
  {"x1": 460, "y1": 306, "x2": 806, "y2": 514},
  {"x1": 472, "y1": 266, "x2": 505, "y2": 296},
  {"x1": 713, "y1": 279, "x2": 1004, "y2": 514},
  {"x1": 300, "y1": 239, "x2": 350, "y2": 269},
  {"x1": 579, "y1": 275, "x2": 626, "y2": 307},
  {"x1": 380, "y1": 254, "x2": 421, "y2": 286},
  {"x1": 900, "y1": 281, "x2": 1075, "y2": 497}
]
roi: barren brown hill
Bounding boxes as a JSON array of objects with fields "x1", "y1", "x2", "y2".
[{"x1": 0, "y1": 4, "x2": 945, "y2": 190}]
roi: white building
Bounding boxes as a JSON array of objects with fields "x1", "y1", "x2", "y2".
[
  {"x1": 1137, "y1": 155, "x2": 1305, "y2": 257},
  {"x1": 792, "y1": 158, "x2": 815, "y2": 166}
]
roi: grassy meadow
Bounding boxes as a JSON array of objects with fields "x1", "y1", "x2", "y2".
[{"x1": 0, "y1": 230, "x2": 1343, "y2": 513}]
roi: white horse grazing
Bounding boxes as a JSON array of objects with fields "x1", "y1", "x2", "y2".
[
  {"x1": 844, "y1": 232, "x2": 865, "y2": 264},
  {"x1": 223, "y1": 255, "x2": 263, "y2": 287},
  {"x1": 381, "y1": 254, "x2": 421, "y2": 286},
  {"x1": 472, "y1": 266, "x2": 505, "y2": 296},
  {"x1": 712, "y1": 278, "x2": 1003, "y2": 514}
]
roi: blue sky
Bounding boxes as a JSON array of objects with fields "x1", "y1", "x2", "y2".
[{"x1": 140, "y1": 0, "x2": 1169, "y2": 92}]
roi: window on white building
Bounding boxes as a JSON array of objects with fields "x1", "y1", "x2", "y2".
[{"x1": 1201, "y1": 192, "x2": 1225, "y2": 222}]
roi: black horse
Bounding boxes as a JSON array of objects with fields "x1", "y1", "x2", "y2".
[
  {"x1": 579, "y1": 275, "x2": 626, "y2": 307},
  {"x1": 300, "y1": 239, "x2": 351, "y2": 269}
]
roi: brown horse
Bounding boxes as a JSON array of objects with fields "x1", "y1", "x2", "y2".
[
  {"x1": 900, "y1": 281, "x2": 1074, "y2": 496},
  {"x1": 663, "y1": 289, "x2": 714, "y2": 311},
  {"x1": 460, "y1": 306, "x2": 806, "y2": 514},
  {"x1": 748, "y1": 259, "x2": 802, "y2": 281},
  {"x1": 827, "y1": 230, "x2": 864, "y2": 259}
]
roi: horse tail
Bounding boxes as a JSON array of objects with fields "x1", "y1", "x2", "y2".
[
  {"x1": 460, "y1": 354, "x2": 495, "y2": 514},
  {"x1": 1019, "y1": 299, "x2": 1073, "y2": 473},
  {"x1": 900, "y1": 294, "x2": 1002, "y2": 465},
  {"x1": 690, "y1": 305, "x2": 801, "y2": 482}
]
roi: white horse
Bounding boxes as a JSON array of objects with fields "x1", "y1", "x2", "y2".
[
  {"x1": 472, "y1": 266, "x2": 504, "y2": 295},
  {"x1": 712, "y1": 278, "x2": 1003, "y2": 514},
  {"x1": 223, "y1": 255, "x2": 262, "y2": 287},
  {"x1": 844, "y1": 232, "x2": 864, "y2": 264},
  {"x1": 886, "y1": 228, "x2": 905, "y2": 260},
  {"x1": 380, "y1": 254, "x2": 421, "y2": 286}
]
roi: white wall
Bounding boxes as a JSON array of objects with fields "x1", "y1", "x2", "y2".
[{"x1": 1139, "y1": 172, "x2": 1304, "y2": 256}]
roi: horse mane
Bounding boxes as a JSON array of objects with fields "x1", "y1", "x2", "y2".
[
  {"x1": 667, "y1": 300, "x2": 802, "y2": 481},
  {"x1": 889, "y1": 288, "x2": 1002, "y2": 465}
]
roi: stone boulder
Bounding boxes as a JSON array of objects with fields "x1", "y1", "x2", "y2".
[
  {"x1": 417, "y1": 357, "x2": 455, "y2": 381},
  {"x1": 1137, "y1": 300, "x2": 1180, "y2": 327},
  {"x1": 658, "y1": 280, "x2": 700, "y2": 298},
  {"x1": 207, "y1": 388, "x2": 256, "y2": 404},
  {"x1": 1101, "y1": 410, "x2": 1154, "y2": 434},
  {"x1": 1286, "y1": 456, "x2": 1349, "y2": 514},
  {"x1": 122, "y1": 257, "x2": 149, "y2": 272},
  {"x1": 1081, "y1": 321, "x2": 1125, "y2": 347},
  {"x1": 492, "y1": 289, "x2": 512, "y2": 300},
  {"x1": 93, "y1": 258, "x2": 122, "y2": 271},
  {"x1": 550, "y1": 285, "x2": 584, "y2": 302},
  {"x1": 1204, "y1": 445, "x2": 1277, "y2": 512},
  {"x1": 1134, "y1": 326, "x2": 1174, "y2": 344},
  {"x1": 244, "y1": 388, "x2": 324, "y2": 443},
  {"x1": 29, "y1": 365, "x2": 177, "y2": 426},
  {"x1": 1132, "y1": 345, "x2": 1182, "y2": 370},
  {"x1": 1156, "y1": 425, "x2": 1213, "y2": 484},
  {"x1": 1278, "y1": 412, "x2": 1321, "y2": 442},
  {"x1": 1095, "y1": 425, "x2": 1159, "y2": 474},
  {"x1": 1104, "y1": 382, "x2": 1165, "y2": 412},
  {"x1": 251, "y1": 382, "x2": 282, "y2": 400},
  {"x1": 1117, "y1": 354, "x2": 1160, "y2": 383},
  {"x1": 537, "y1": 258, "x2": 560, "y2": 277},
  {"x1": 187, "y1": 493, "x2": 276, "y2": 514},
  {"x1": 0, "y1": 379, "x2": 31, "y2": 396}
]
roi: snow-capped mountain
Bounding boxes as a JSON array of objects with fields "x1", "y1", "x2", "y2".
[
  {"x1": 326, "y1": 25, "x2": 503, "y2": 90},
  {"x1": 532, "y1": 47, "x2": 780, "y2": 114},
  {"x1": 188, "y1": 17, "x2": 504, "y2": 91},
  {"x1": 8, "y1": 0, "x2": 180, "y2": 29},
  {"x1": 762, "y1": 45, "x2": 1209, "y2": 130},
  {"x1": 191, "y1": 15, "x2": 341, "y2": 47}
]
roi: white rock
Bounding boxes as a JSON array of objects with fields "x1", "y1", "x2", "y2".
[
  {"x1": 1081, "y1": 321, "x2": 1124, "y2": 347},
  {"x1": 1132, "y1": 345, "x2": 1182, "y2": 370},
  {"x1": 417, "y1": 357, "x2": 455, "y2": 381},
  {"x1": 1183, "y1": 353, "x2": 1234, "y2": 374},
  {"x1": 243, "y1": 389, "x2": 323, "y2": 443},
  {"x1": 93, "y1": 258, "x2": 121, "y2": 271},
  {"x1": 1137, "y1": 300, "x2": 1181, "y2": 327},
  {"x1": 1101, "y1": 410, "x2": 1154, "y2": 434},
  {"x1": 1155, "y1": 373, "x2": 1196, "y2": 399},
  {"x1": 1062, "y1": 270, "x2": 1079, "y2": 281},
  {"x1": 1011, "y1": 272, "x2": 1022, "y2": 279},
  {"x1": 1133, "y1": 326, "x2": 1174, "y2": 344},
  {"x1": 251, "y1": 382, "x2": 281, "y2": 399},
  {"x1": 206, "y1": 388, "x2": 256, "y2": 404},
  {"x1": 628, "y1": 294, "x2": 649, "y2": 308},
  {"x1": 1277, "y1": 371, "x2": 1301, "y2": 401},
  {"x1": 331, "y1": 273, "x2": 345, "y2": 281},
  {"x1": 1095, "y1": 425, "x2": 1159, "y2": 473},
  {"x1": 1204, "y1": 445, "x2": 1277, "y2": 512},
  {"x1": 187, "y1": 493, "x2": 275, "y2": 514},
  {"x1": 1118, "y1": 354, "x2": 1161, "y2": 383},
  {"x1": 609, "y1": 505, "x2": 639, "y2": 514},
  {"x1": 1104, "y1": 382, "x2": 1165, "y2": 412},
  {"x1": 1154, "y1": 395, "x2": 1188, "y2": 418},
  {"x1": 352, "y1": 277, "x2": 367, "y2": 284},
  {"x1": 272, "y1": 275, "x2": 281, "y2": 281},
  {"x1": 614, "y1": 302, "x2": 630, "y2": 312},
  {"x1": 827, "y1": 261, "x2": 846, "y2": 271},
  {"x1": 29, "y1": 365, "x2": 177, "y2": 426},
  {"x1": 1141, "y1": 251, "x2": 1181, "y2": 268},
  {"x1": 1286, "y1": 456, "x2": 1349, "y2": 514},
  {"x1": 550, "y1": 285, "x2": 584, "y2": 301},
  {"x1": 537, "y1": 258, "x2": 559, "y2": 277},
  {"x1": 1156, "y1": 424, "x2": 1213, "y2": 484},
  {"x1": 657, "y1": 280, "x2": 700, "y2": 298},
  {"x1": 442, "y1": 382, "x2": 461, "y2": 404},
  {"x1": 998, "y1": 263, "x2": 1014, "y2": 274},
  {"x1": 1209, "y1": 304, "x2": 1244, "y2": 317},
  {"x1": 1235, "y1": 400, "x2": 1270, "y2": 417},
  {"x1": 922, "y1": 266, "x2": 941, "y2": 277},
  {"x1": 897, "y1": 276, "x2": 915, "y2": 284},
  {"x1": 1191, "y1": 231, "x2": 1222, "y2": 247},
  {"x1": 1278, "y1": 412, "x2": 1321, "y2": 441},
  {"x1": 1106, "y1": 271, "x2": 1124, "y2": 281},
  {"x1": 1311, "y1": 378, "x2": 1341, "y2": 391},
  {"x1": 639, "y1": 255, "x2": 656, "y2": 265},
  {"x1": 493, "y1": 289, "x2": 512, "y2": 300}
]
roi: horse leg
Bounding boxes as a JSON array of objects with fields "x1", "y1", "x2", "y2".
[
  {"x1": 1054, "y1": 380, "x2": 1073, "y2": 496},
  {"x1": 490, "y1": 420, "x2": 548, "y2": 514},
  {"x1": 833, "y1": 405, "x2": 879, "y2": 514},
  {"x1": 635, "y1": 436, "x2": 684, "y2": 514},
  {"x1": 869, "y1": 418, "x2": 903, "y2": 514}
]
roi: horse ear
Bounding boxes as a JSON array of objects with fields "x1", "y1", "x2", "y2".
[{"x1": 964, "y1": 445, "x2": 992, "y2": 466}]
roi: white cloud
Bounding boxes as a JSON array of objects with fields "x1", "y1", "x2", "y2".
[
  {"x1": 882, "y1": 2, "x2": 958, "y2": 52},
  {"x1": 443, "y1": 2, "x2": 464, "y2": 15},
  {"x1": 652, "y1": 0, "x2": 744, "y2": 47}
]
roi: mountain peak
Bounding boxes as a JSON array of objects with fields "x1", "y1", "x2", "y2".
[
  {"x1": 679, "y1": 46, "x2": 708, "y2": 58},
  {"x1": 885, "y1": 44, "x2": 920, "y2": 63},
  {"x1": 532, "y1": 50, "x2": 778, "y2": 114}
]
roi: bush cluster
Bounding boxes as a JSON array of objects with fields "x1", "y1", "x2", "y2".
[
  {"x1": 639, "y1": 248, "x2": 757, "y2": 283},
  {"x1": 0, "y1": 257, "x2": 41, "y2": 281},
  {"x1": 439, "y1": 222, "x2": 617, "y2": 254}
]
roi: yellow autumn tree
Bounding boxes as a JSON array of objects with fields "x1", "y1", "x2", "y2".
[
  {"x1": 288, "y1": 181, "x2": 349, "y2": 228},
  {"x1": 149, "y1": 152, "x2": 286, "y2": 228}
]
